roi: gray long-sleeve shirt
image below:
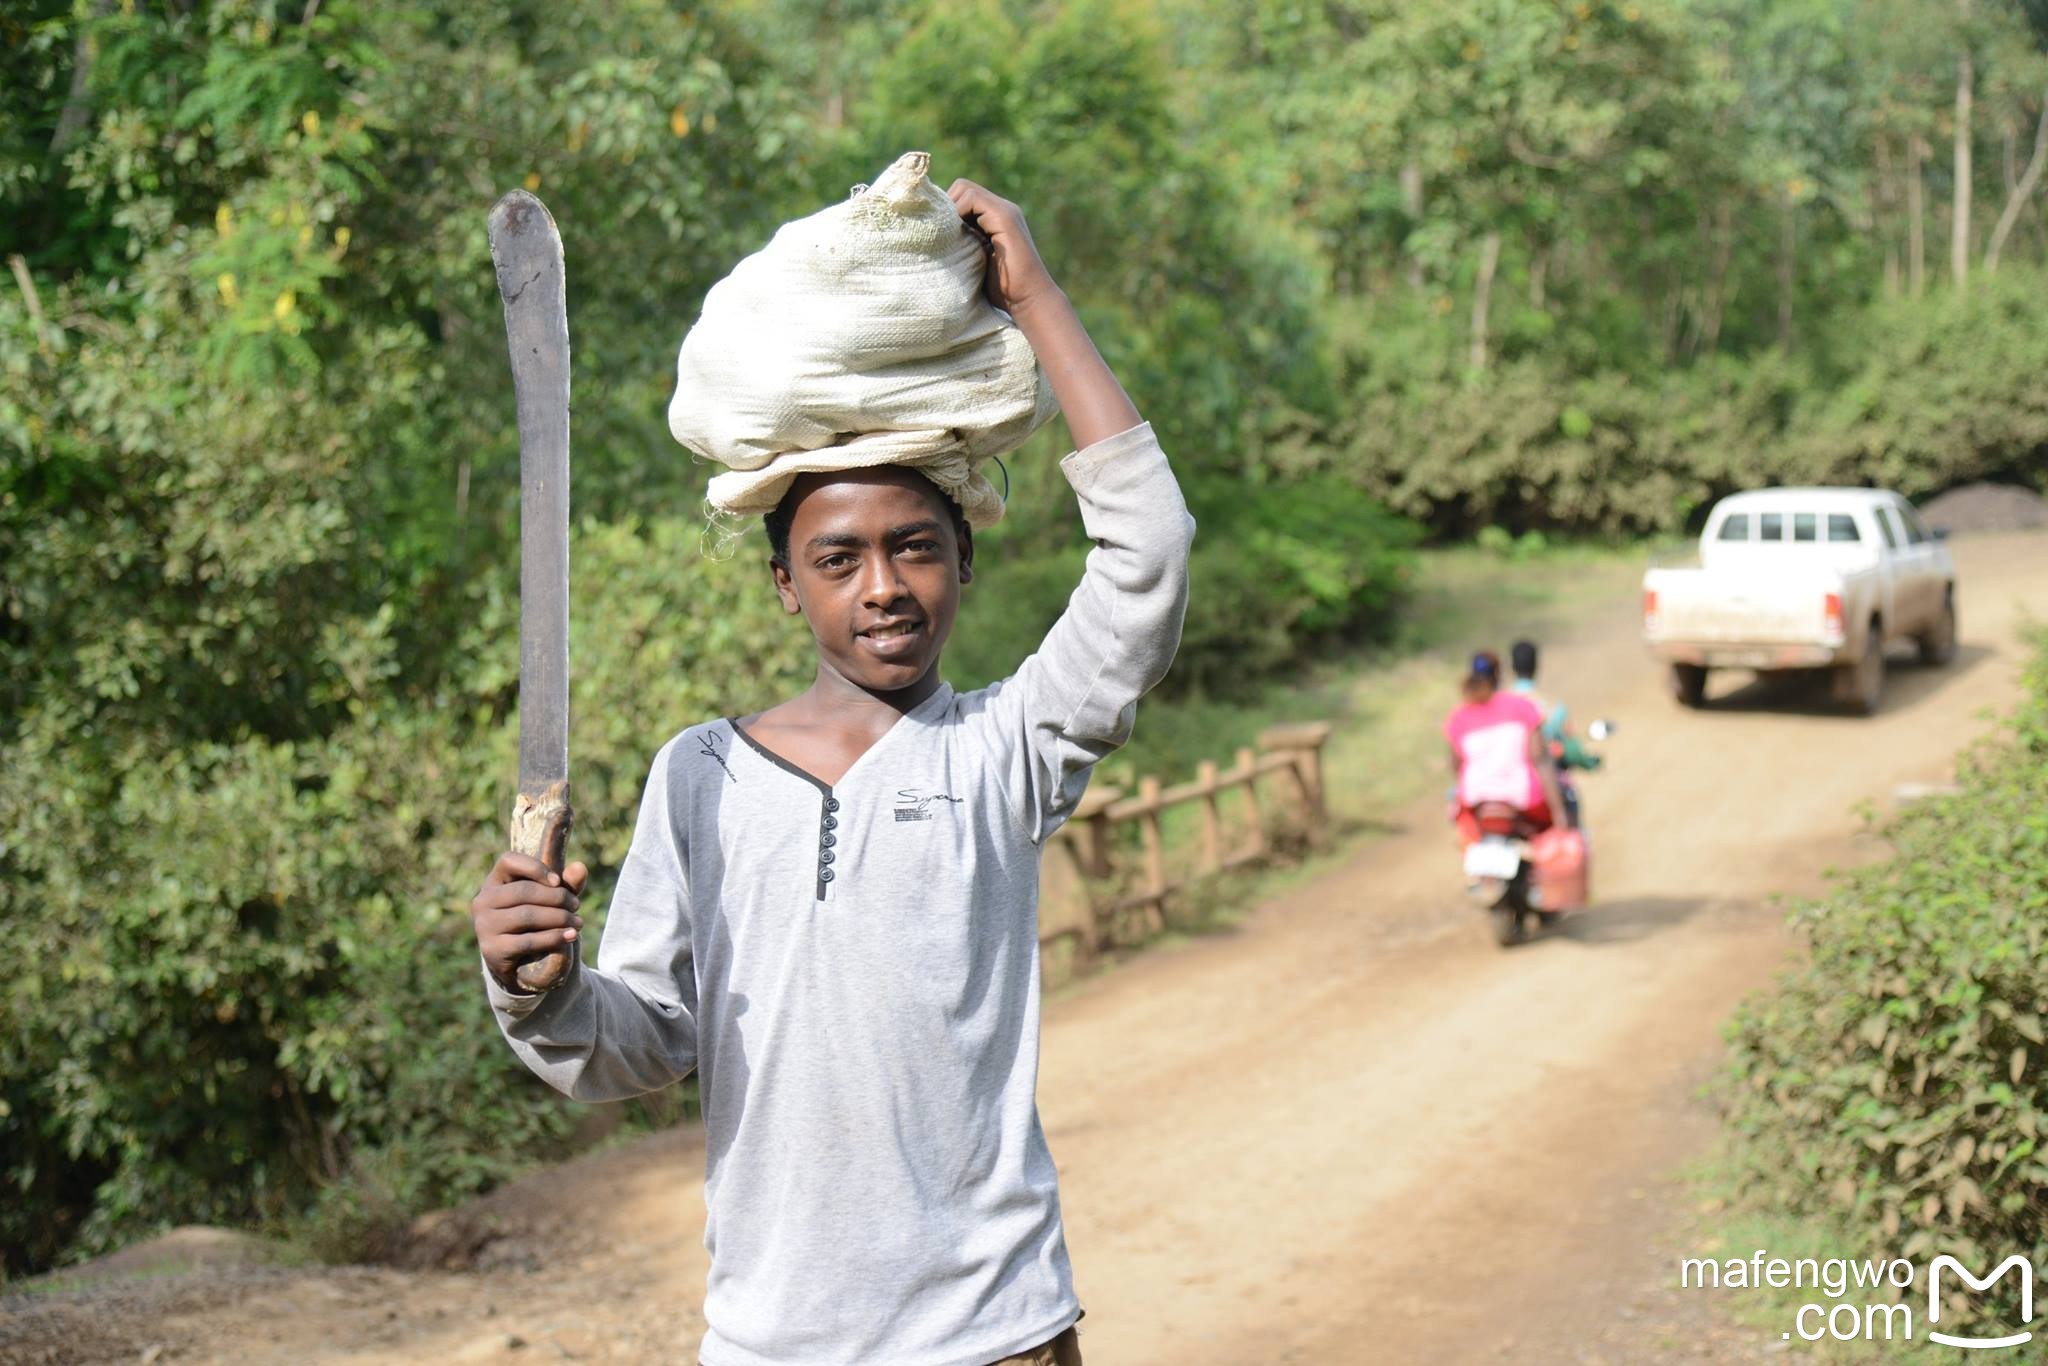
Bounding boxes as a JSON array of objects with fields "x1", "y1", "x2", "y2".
[{"x1": 485, "y1": 422, "x2": 1194, "y2": 1366}]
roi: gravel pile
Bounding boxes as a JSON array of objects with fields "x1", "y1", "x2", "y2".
[{"x1": 1920, "y1": 482, "x2": 2048, "y2": 535}]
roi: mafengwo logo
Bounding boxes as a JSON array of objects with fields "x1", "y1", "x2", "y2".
[{"x1": 1928, "y1": 1256, "x2": 2033, "y2": 1350}]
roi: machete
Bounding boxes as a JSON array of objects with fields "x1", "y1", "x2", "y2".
[{"x1": 488, "y1": 190, "x2": 574, "y2": 993}]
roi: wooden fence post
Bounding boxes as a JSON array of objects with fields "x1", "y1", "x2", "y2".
[
  {"x1": 1137, "y1": 774, "x2": 1166, "y2": 930},
  {"x1": 1257, "y1": 722, "x2": 1333, "y2": 829},
  {"x1": 1073, "y1": 785, "x2": 1123, "y2": 879},
  {"x1": 1303, "y1": 741, "x2": 1326, "y2": 824},
  {"x1": 1236, "y1": 746, "x2": 1266, "y2": 859},
  {"x1": 1197, "y1": 759, "x2": 1222, "y2": 874}
]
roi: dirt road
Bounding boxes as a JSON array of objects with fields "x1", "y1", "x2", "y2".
[{"x1": 11, "y1": 531, "x2": 2048, "y2": 1366}]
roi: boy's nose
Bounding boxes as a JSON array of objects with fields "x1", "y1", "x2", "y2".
[{"x1": 859, "y1": 553, "x2": 909, "y2": 607}]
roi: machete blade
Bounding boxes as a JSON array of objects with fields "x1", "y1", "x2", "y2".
[{"x1": 488, "y1": 191, "x2": 571, "y2": 798}]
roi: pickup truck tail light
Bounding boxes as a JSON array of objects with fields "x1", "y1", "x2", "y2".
[
  {"x1": 1823, "y1": 592, "x2": 1845, "y2": 642},
  {"x1": 1643, "y1": 588, "x2": 1660, "y2": 632}
]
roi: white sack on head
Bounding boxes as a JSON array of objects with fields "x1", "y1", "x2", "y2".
[{"x1": 668, "y1": 151, "x2": 1058, "y2": 529}]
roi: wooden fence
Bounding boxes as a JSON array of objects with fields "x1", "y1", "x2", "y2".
[{"x1": 1038, "y1": 721, "x2": 1332, "y2": 953}]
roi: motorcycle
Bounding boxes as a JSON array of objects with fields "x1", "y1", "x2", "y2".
[{"x1": 1461, "y1": 719, "x2": 1613, "y2": 946}]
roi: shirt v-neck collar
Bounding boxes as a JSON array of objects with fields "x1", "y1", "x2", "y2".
[
  {"x1": 726, "y1": 686, "x2": 952, "y2": 902},
  {"x1": 727, "y1": 683, "x2": 952, "y2": 794}
]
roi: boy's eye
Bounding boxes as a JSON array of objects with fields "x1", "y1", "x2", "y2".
[
  {"x1": 899, "y1": 539, "x2": 940, "y2": 556},
  {"x1": 816, "y1": 553, "x2": 856, "y2": 572}
]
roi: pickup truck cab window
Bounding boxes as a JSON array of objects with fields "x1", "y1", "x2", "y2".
[
  {"x1": 1718, "y1": 513, "x2": 1751, "y2": 541},
  {"x1": 1897, "y1": 505, "x2": 1931, "y2": 544},
  {"x1": 1875, "y1": 509, "x2": 1900, "y2": 549}
]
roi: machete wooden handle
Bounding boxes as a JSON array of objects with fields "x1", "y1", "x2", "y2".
[{"x1": 509, "y1": 779, "x2": 575, "y2": 992}]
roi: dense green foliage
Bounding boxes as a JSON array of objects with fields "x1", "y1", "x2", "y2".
[
  {"x1": 1717, "y1": 635, "x2": 2048, "y2": 1332},
  {"x1": 3, "y1": 0, "x2": 2045, "y2": 1273},
  {"x1": 1219, "y1": 0, "x2": 2048, "y2": 532},
  {"x1": 1301, "y1": 265, "x2": 2048, "y2": 534}
]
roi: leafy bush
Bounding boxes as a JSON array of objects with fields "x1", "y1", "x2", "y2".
[
  {"x1": 1788, "y1": 268, "x2": 2048, "y2": 499},
  {"x1": 0, "y1": 517, "x2": 811, "y2": 1274},
  {"x1": 1170, "y1": 476, "x2": 1417, "y2": 696},
  {"x1": 1717, "y1": 633, "x2": 2048, "y2": 1331},
  {"x1": 1307, "y1": 268, "x2": 2048, "y2": 538}
]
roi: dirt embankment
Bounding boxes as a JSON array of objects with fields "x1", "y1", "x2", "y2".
[{"x1": 8, "y1": 531, "x2": 2047, "y2": 1366}]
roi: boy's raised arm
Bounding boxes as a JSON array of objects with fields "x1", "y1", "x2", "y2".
[
  {"x1": 950, "y1": 182, "x2": 1197, "y2": 842},
  {"x1": 947, "y1": 180, "x2": 1139, "y2": 450}
]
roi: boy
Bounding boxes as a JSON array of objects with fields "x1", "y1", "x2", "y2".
[
  {"x1": 469, "y1": 180, "x2": 1194, "y2": 1366},
  {"x1": 1509, "y1": 638, "x2": 1598, "y2": 825}
]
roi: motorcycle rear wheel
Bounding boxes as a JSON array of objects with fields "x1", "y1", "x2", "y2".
[{"x1": 1490, "y1": 906, "x2": 1524, "y2": 946}]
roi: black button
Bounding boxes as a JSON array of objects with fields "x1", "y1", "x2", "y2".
[
  {"x1": 823, "y1": 814, "x2": 838, "y2": 830},
  {"x1": 819, "y1": 868, "x2": 836, "y2": 883},
  {"x1": 821, "y1": 832, "x2": 836, "y2": 848},
  {"x1": 819, "y1": 848, "x2": 835, "y2": 865},
  {"x1": 824, "y1": 796, "x2": 840, "y2": 812}
]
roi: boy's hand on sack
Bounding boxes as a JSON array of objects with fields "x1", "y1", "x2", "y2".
[
  {"x1": 948, "y1": 180, "x2": 1058, "y2": 318},
  {"x1": 471, "y1": 852, "x2": 587, "y2": 992}
]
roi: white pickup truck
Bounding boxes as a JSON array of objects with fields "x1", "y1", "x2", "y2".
[{"x1": 1642, "y1": 487, "x2": 1958, "y2": 713}]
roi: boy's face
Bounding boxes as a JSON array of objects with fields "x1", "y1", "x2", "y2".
[{"x1": 771, "y1": 468, "x2": 973, "y2": 694}]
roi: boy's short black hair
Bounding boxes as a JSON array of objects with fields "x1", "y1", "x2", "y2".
[
  {"x1": 763, "y1": 469, "x2": 972, "y2": 567},
  {"x1": 1510, "y1": 639, "x2": 1539, "y2": 680}
]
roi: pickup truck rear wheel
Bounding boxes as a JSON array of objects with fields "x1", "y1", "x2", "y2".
[
  {"x1": 1917, "y1": 590, "x2": 1958, "y2": 666},
  {"x1": 1831, "y1": 633, "x2": 1885, "y2": 715},
  {"x1": 1671, "y1": 663, "x2": 1708, "y2": 708}
]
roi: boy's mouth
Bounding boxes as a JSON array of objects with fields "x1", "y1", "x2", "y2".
[{"x1": 857, "y1": 619, "x2": 924, "y2": 658}]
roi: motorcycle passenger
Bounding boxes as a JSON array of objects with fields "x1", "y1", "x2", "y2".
[
  {"x1": 1509, "y1": 638, "x2": 1598, "y2": 826},
  {"x1": 1444, "y1": 650, "x2": 1570, "y2": 846}
]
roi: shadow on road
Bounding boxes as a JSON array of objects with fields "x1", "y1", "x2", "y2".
[
  {"x1": 1545, "y1": 895, "x2": 1710, "y2": 945},
  {"x1": 1701, "y1": 642, "x2": 1992, "y2": 718}
]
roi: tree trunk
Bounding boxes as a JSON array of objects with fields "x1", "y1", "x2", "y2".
[
  {"x1": 50, "y1": 1, "x2": 116, "y2": 159},
  {"x1": 454, "y1": 458, "x2": 472, "y2": 562},
  {"x1": 1876, "y1": 136, "x2": 1901, "y2": 295},
  {"x1": 1909, "y1": 135, "x2": 1928, "y2": 297},
  {"x1": 1400, "y1": 160, "x2": 1425, "y2": 290},
  {"x1": 1777, "y1": 189, "x2": 1797, "y2": 350},
  {"x1": 1702, "y1": 198, "x2": 1733, "y2": 353},
  {"x1": 1953, "y1": 41, "x2": 1974, "y2": 292},
  {"x1": 1469, "y1": 230, "x2": 1501, "y2": 371},
  {"x1": 1986, "y1": 89, "x2": 2048, "y2": 274}
]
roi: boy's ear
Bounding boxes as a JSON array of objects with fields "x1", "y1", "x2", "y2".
[
  {"x1": 957, "y1": 524, "x2": 974, "y2": 585},
  {"x1": 770, "y1": 558, "x2": 803, "y2": 615}
]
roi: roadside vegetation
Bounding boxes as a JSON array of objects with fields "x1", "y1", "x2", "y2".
[
  {"x1": 1707, "y1": 631, "x2": 2048, "y2": 1345},
  {"x1": 5, "y1": 0, "x2": 2047, "y2": 1275}
]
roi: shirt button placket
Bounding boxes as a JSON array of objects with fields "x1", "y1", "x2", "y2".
[{"x1": 817, "y1": 795, "x2": 842, "y2": 898}]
